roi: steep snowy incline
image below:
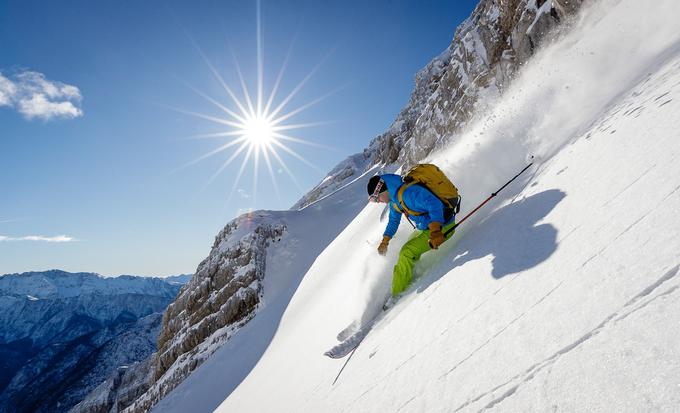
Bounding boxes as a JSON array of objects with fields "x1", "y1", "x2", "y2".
[
  {"x1": 154, "y1": 0, "x2": 680, "y2": 411},
  {"x1": 138, "y1": 167, "x2": 379, "y2": 413}
]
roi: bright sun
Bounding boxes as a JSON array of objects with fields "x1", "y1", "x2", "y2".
[
  {"x1": 241, "y1": 115, "x2": 275, "y2": 147},
  {"x1": 173, "y1": 0, "x2": 338, "y2": 206}
]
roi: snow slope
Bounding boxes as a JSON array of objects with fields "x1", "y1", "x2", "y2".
[{"x1": 154, "y1": 0, "x2": 680, "y2": 411}]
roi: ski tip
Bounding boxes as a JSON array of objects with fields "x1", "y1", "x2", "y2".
[{"x1": 325, "y1": 345, "x2": 358, "y2": 359}]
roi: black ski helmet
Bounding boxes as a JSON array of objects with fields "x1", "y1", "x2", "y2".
[{"x1": 367, "y1": 175, "x2": 386, "y2": 196}]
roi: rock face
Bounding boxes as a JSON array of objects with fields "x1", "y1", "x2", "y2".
[
  {"x1": 0, "y1": 270, "x2": 186, "y2": 413},
  {"x1": 155, "y1": 215, "x2": 285, "y2": 382},
  {"x1": 105, "y1": 213, "x2": 286, "y2": 413},
  {"x1": 298, "y1": 0, "x2": 585, "y2": 209},
  {"x1": 398, "y1": 0, "x2": 584, "y2": 166},
  {"x1": 82, "y1": 1, "x2": 587, "y2": 412}
]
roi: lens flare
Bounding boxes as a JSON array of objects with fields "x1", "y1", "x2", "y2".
[{"x1": 174, "y1": 0, "x2": 340, "y2": 210}]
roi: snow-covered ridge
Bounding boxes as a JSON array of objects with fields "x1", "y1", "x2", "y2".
[
  {"x1": 145, "y1": 213, "x2": 286, "y2": 409},
  {"x1": 295, "y1": 0, "x2": 583, "y2": 210},
  {"x1": 0, "y1": 270, "x2": 187, "y2": 413},
  {"x1": 0, "y1": 269, "x2": 183, "y2": 299},
  {"x1": 0, "y1": 270, "x2": 184, "y2": 344},
  {"x1": 75, "y1": 212, "x2": 291, "y2": 413},
  {"x1": 119, "y1": 168, "x2": 373, "y2": 413},
  {"x1": 291, "y1": 152, "x2": 371, "y2": 210}
]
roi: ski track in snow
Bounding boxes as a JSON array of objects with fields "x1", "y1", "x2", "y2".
[
  {"x1": 345, "y1": 254, "x2": 680, "y2": 412},
  {"x1": 454, "y1": 265, "x2": 680, "y2": 413},
  {"x1": 442, "y1": 54, "x2": 680, "y2": 412},
  {"x1": 336, "y1": 276, "x2": 566, "y2": 413}
]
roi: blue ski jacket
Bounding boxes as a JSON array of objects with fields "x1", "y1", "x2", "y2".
[{"x1": 380, "y1": 173, "x2": 454, "y2": 238}]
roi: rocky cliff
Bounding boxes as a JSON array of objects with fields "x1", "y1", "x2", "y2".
[
  {"x1": 299, "y1": 0, "x2": 584, "y2": 208},
  {"x1": 91, "y1": 214, "x2": 286, "y2": 413}
]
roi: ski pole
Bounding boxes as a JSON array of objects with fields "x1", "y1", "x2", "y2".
[{"x1": 444, "y1": 160, "x2": 534, "y2": 237}]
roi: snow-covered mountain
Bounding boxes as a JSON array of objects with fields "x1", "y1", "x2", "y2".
[
  {"x1": 79, "y1": 1, "x2": 593, "y2": 412},
  {"x1": 0, "y1": 270, "x2": 188, "y2": 413},
  {"x1": 79, "y1": 0, "x2": 680, "y2": 411},
  {"x1": 103, "y1": 2, "x2": 587, "y2": 412},
  {"x1": 142, "y1": 0, "x2": 679, "y2": 411}
]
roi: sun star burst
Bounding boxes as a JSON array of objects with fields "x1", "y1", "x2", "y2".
[
  {"x1": 174, "y1": 0, "x2": 339, "y2": 211},
  {"x1": 241, "y1": 114, "x2": 275, "y2": 148}
]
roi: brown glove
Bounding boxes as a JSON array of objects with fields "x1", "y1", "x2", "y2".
[
  {"x1": 428, "y1": 222, "x2": 445, "y2": 249},
  {"x1": 377, "y1": 235, "x2": 391, "y2": 255}
]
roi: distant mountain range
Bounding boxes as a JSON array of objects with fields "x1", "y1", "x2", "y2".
[{"x1": 0, "y1": 270, "x2": 191, "y2": 413}]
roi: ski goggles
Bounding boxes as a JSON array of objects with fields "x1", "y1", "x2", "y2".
[{"x1": 368, "y1": 179, "x2": 385, "y2": 202}]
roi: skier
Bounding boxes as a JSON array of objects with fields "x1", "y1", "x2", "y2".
[{"x1": 367, "y1": 171, "x2": 458, "y2": 298}]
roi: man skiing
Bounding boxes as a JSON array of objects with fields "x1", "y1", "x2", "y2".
[
  {"x1": 367, "y1": 169, "x2": 458, "y2": 298},
  {"x1": 326, "y1": 163, "x2": 533, "y2": 359}
]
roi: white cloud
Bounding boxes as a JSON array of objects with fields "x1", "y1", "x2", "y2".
[
  {"x1": 0, "y1": 69, "x2": 83, "y2": 120},
  {"x1": 237, "y1": 189, "x2": 251, "y2": 199},
  {"x1": 0, "y1": 74, "x2": 17, "y2": 107},
  {"x1": 18, "y1": 94, "x2": 82, "y2": 120},
  {"x1": 0, "y1": 234, "x2": 76, "y2": 242}
]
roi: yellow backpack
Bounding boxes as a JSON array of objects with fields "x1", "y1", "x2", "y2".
[{"x1": 396, "y1": 164, "x2": 460, "y2": 216}]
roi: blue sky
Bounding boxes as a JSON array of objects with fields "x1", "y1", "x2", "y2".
[{"x1": 0, "y1": 0, "x2": 477, "y2": 276}]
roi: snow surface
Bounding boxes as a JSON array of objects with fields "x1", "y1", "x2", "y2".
[{"x1": 153, "y1": 0, "x2": 680, "y2": 411}]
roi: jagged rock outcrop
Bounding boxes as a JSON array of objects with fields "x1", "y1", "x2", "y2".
[
  {"x1": 297, "y1": 0, "x2": 585, "y2": 209},
  {"x1": 396, "y1": 0, "x2": 584, "y2": 165},
  {"x1": 112, "y1": 213, "x2": 286, "y2": 413}
]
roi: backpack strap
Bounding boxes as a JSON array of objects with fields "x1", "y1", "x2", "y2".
[
  {"x1": 442, "y1": 195, "x2": 461, "y2": 223},
  {"x1": 390, "y1": 200, "x2": 415, "y2": 229},
  {"x1": 397, "y1": 182, "x2": 424, "y2": 216},
  {"x1": 399, "y1": 183, "x2": 460, "y2": 224}
]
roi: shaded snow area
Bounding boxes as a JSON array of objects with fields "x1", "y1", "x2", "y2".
[{"x1": 154, "y1": 0, "x2": 680, "y2": 411}]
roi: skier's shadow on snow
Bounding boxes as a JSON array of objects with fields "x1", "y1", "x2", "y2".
[{"x1": 419, "y1": 189, "x2": 566, "y2": 288}]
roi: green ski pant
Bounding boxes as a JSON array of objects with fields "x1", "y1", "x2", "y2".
[{"x1": 391, "y1": 220, "x2": 456, "y2": 297}]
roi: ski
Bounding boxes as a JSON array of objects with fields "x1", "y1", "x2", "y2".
[
  {"x1": 336, "y1": 320, "x2": 361, "y2": 342},
  {"x1": 325, "y1": 295, "x2": 397, "y2": 359},
  {"x1": 325, "y1": 321, "x2": 374, "y2": 359}
]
